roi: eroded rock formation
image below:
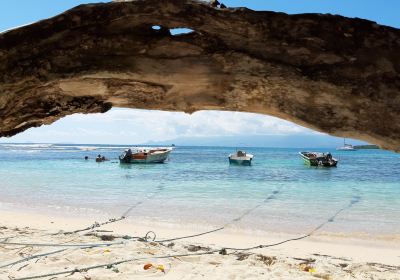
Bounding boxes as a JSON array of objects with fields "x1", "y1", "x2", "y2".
[{"x1": 0, "y1": 0, "x2": 399, "y2": 150}]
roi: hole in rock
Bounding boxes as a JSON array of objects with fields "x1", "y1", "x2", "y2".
[
  {"x1": 151, "y1": 26, "x2": 195, "y2": 36},
  {"x1": 170, "y1": 28, "x2": 195, "y2": 35}
]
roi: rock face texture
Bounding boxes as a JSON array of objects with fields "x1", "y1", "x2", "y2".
[{"x1": 0, "y1": 0, "x2": 399, "y2": 150}]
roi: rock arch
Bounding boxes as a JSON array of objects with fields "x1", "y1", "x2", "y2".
[{"x1": 0, "y1": 0, "x2": 399, "y2": 150}]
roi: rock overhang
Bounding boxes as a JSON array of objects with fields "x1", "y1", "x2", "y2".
[{"x1": 0, "y1": 0, "x2": 399, "y2": 151}]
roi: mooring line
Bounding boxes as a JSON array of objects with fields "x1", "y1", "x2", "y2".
[
  {"x1": 3, "y1": 189, "x2": 362, "y2": 278},
  {"x1": 9, "y1": 192, "x2": 363, "y2": 280},
  {"x1": 62, "y1": 183, "x2": 165, "y2": 235},
  {"x1": 224, "y1": 188, "x2": 362, "y2": 251},
  {"x1": 155, "y1": 187, "x2": 283, "y2": 243}
]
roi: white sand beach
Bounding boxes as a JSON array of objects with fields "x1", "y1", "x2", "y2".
[{"x1": 1, "y1": 210, "x2": 399, "y2": 280}]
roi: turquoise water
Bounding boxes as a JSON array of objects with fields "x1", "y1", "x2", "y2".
[{"x1": 0, "y1": 144, "x2": 399, "y2": 237}]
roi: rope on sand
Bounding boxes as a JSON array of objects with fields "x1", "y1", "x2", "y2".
[
  {"x1": 10, "y1": 194, "x2": 361, "y2": 280},
  {"x1": 13, "y1": 250, "x2": 220, "y2": 280},
  {"x1": 5, "y1": 191, "x2": 361, "y2": 279},
  {"x1": 0, "y1": 240, "x2": 125, "y2": 248},
  {"x1": 0, "y1": 233, "x2": 156, "y2": 269},
  {"x1": 156, "y1": 227, "x2": 226, "y2": 243},
  {"x1": 155, "y1": 187, "x2": 283, "y2": 243},
  {"x1": 224, "y1": 190, "x2": 362, "y2": 251},
  {"x1": 0, "y1": 248, "x2": 67, "y2": 269},
  {"x1": 62, "y1": 184, "x2": 165, "y2": 235}
]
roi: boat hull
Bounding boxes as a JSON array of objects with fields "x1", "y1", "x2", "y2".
[
  {"x1": 299, "y1": 152, "x2": 338, "y2": 167},
  {"x1": 336, "y1": 148, "x2": 356, "y2": 151},
  {"x1": 119, "y1": 149, "x2": 171, "y2": 164},
  {"x1": 229, "y1": 158, "x2": 252, "y2": 166}
]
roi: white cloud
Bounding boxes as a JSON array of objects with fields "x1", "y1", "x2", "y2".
[{"x1": 1, "y1": 109, "x2": 316, "y2": 144}]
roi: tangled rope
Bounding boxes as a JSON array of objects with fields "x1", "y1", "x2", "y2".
[
  {"x1": 12, "y1": 250, "x2": 220, "y2": 280},
  {"x1": 0, "y1": 231, "x2": 158, "y2": 270}
]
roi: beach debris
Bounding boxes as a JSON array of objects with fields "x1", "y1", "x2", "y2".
[
  {"x1": 143, "y1": 249, "x2": 157, "y2": 255},
  {"x1": 143, "y1": 263, "x2": 165, "y2": 273},
  {"x1": 185, "y1": 245, "x2": 211, "y2": 252},
  {"x1": 17, "y1": 263, "x2": 29, "y2": 271},
  {"x1": 103, "y1": 249, "x2": 111, "y2": 253},
  {"x1": 99, "y1": 235, "x2": 115, "y2": 241},
  {"x1": 167, "y1": 242, "x2": 175, "y2": 248},
  {"x1": 300, "y1": 263, "x2": 316, "y2": 273},
  {"x1": 156, "y1": 265, "x2": 165, "y2": 273},
  {"x1": 138, "y1": 231, "x2": 156, "y2": 242},
  {"x1": 84, "y1": 276, "x2": 92, "y2": 280},
  {"x1": 236, "y1": 252, "x2": 251, "y2": 261},
  {"x1": 112, "y1": 267, "x2": 120, "y2": 273},
  {"x1": 219, "y1": 248, "x2": 227, "y2": 255},
  {"x1": 295, "y1": 257, "x2": 316, "y2": 264},
  {"x1": 83, "y1": 233, "x2": 117, "y2": 241},
  {"x1": 312, "y1": 273, "x2": 331, "y2": 280},
  {"x1": 256, "y1": 255, "x2": 276, "y2": 266}
]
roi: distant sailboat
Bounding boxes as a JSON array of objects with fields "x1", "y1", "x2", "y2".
[{"x1": 336, "y1": 138, "x2": 357, "y2": 151}]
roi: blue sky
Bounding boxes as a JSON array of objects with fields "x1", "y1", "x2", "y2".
[{"x1": 1, "y1": 1, "x2": 398, "y2": 145}]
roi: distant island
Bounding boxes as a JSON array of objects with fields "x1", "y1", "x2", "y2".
[{"x1": 353, "y1": 144, "x2": 380, "y2": 149}]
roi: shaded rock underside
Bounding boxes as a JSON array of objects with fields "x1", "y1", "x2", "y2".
[{"x1": 0, "y1": 0, "x2": 399, "y2": 150}]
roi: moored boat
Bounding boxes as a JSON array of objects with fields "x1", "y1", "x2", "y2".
[
  {"x1": 299, "y1": 151, "x2": 338, "y2": 167},
  {"x1": 337, "y1": 138, "x2": 357, "y2": 151},
  {"x1": 119, "y1": 147, "x2": 172, "y2": 164},
  {"x1": 229, "y1": 150, "x2": 253, "y2": 166}
]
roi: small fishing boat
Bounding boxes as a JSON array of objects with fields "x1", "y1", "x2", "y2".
[
  {"x1": 229, "y1": 150, "x2": 254, "y2": 166},
  {"x1": 337, "y1": 138, "x2": 357, "y2": 151},
  {"x1": 299, "y1": 151, "x2": 338, "y2": 167},
  {"x1": 119, "y1": 147, "x2": 172, "y2": 164}
]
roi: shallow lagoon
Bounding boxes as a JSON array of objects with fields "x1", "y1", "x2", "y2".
[{"x1": 0, "y1": 144, "x2": 399, "y2": 238}]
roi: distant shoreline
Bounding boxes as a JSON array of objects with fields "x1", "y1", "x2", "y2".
[{"x1": 0, "y1": 142, "x2": 380, "y2": 150}]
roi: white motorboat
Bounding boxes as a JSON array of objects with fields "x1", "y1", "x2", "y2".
[
  {"x1": 119, "y1": 147, "x2": 172, "y2": 164},
  {"x1": 229, "y1": 150, "x2": 254, "y2": 166}
]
